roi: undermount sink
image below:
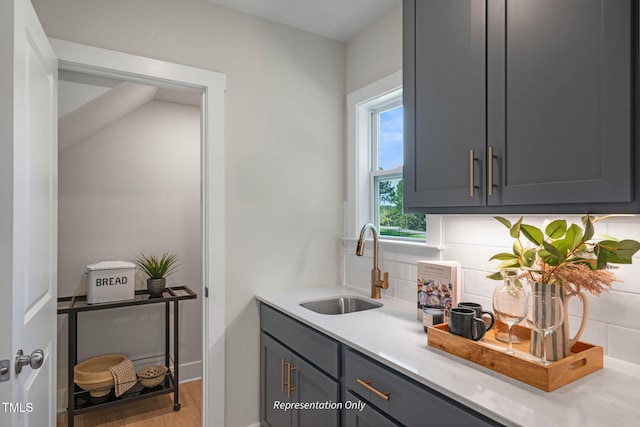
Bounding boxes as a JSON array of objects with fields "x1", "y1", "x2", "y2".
[{"x1": 299, "y1": 296, "x2": 382, "y2": 315}]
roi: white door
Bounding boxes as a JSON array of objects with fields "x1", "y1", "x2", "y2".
[{"x1": 0, "y1": 0, "x2": 58, "y2": 426}]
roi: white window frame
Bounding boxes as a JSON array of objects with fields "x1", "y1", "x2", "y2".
[{"x1": 346, "y1": 71, "x2": 443, "y2": 248}]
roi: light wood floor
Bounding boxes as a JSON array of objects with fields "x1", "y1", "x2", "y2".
[{"x1": 57, "y1": 380, "x2": 202, "y2": 427}]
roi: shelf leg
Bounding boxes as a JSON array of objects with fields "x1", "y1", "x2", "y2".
[
  {"x1": 165, "y1": 302, "x2": 170, "y2": 368},
  {"x1": 67, "y1": 312, "x2": 77, "y2": 427},
  {"x1": 173, "y1": 299, "x2": 180, "y2": 410}
]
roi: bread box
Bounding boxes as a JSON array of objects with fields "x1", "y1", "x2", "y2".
[{"x1": 86, "y1": 260, "x2": 136, "y2": 304}]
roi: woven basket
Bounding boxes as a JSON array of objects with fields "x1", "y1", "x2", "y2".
[
  {"x1": 137, "y1": 365, "x2": 168, "y2": 388},
  {"x1": 74, "y1": 354, "x2": 127, "y2": 397}
]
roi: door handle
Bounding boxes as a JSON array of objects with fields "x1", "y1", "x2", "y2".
[
  {"x1": 488, "y1": 146, "x2": 496, "y2": 196},
  {"x1": 281, "y1": 358, "x2": 285, "y2": 392},
  {"x1": 469, "y1": 149, "x2": 479, "y2": 197},
  {"x1": 0, "y1": 359, "x2": 9, "y2": 382},
  {"x1": 15, "y1": 349, "x2": 44, "y2": 374}
]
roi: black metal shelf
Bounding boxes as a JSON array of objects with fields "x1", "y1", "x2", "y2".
[
  {"x1": 57, "y1": 285, "x2": 197, "y2": 426},
  {"x1": 72, "y1": 374, "x2": 176, "y2": 415},
  {"x1": 57, "y1": 285, "x2": 196, "y2": 314}
]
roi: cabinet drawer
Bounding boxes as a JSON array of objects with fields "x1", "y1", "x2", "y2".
[
  {"x1": 344, "y1": 348, "x2": 501, "y2": 427},
  {"x1": 260, "y1": 303, "x2": 340, "y2": 378},
  {"x1": 344, "y1": 391, "x2": 399, "y2": 427}
]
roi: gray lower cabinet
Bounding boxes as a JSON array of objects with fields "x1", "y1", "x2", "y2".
[
  {"x1": 343, "y1": 348, "x2": 501, "y2": 427},
  {"x1": 344, "y1": 391, "x2": 399, "y2": 427},
  {"x1": 260, "y1": 303, "x2": 503, "y2": 427},
  {"x1": 260, "y1": 304, "x2": 340, "y2": 427},
  {"x1": 404, "y1": 0, "x2": 637, "y2": 214}
]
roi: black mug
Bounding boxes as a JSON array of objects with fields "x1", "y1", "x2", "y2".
[
  {"x1": 449, "y1": 307, "x2": 487, "y2": 341},
  {"x1": 458, "y1": 302, "x2": 495, "y2": 331}
]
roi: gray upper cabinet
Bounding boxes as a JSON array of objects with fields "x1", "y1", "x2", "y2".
[
  {"x1": 404, "y1": 0, "x2": 487, "y2": 209},
  {"x1": 404, "y1": 0, "x2": 637, "y2": 214}
]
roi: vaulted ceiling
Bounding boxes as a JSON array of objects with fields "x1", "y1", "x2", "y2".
[{"x1": 58, "y1": 71, "x2": 200, "y2": 152}]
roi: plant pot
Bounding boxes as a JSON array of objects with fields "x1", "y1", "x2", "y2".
[
  {"x1": 529, "y1": 282, "x2": 589, "y2": 361},
  {"x1": 146, "y1": 278, "x2": 166, "y2": 297}
]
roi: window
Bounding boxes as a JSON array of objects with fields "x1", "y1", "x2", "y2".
[
  {"x1": 372, "y1": 104, "x2": 426, "y2": 239},
  {"x1": 346, "y1": 71, "x2": 433, "y2": 243}
]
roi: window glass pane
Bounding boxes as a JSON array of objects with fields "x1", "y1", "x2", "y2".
[
  {"x1": 376, "y1": 176, "x2": 426, "y2": 239},
  {"x1": 378, "y1": 106, "x2": 403, "y2": 171}
]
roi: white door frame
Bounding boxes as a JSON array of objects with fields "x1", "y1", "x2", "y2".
[{"x1": 50, "y1": 39, "x2": 226, "y2": 426}]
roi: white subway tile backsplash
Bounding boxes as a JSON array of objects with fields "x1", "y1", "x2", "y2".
[
  {"x1": 568, "y1": 316, "x2": 608, "y2": 354},
  {"x1": 565, "y1": 293, "x2": 591, "y2": 319},
  {"x1": 344, "y1": 268, "x2": 369, "y2": 291},
  {"x1": 395, "y1": 278, "x2": 416, "y2": 303},
  {"x1": 609, "y1": 262, "x2": 640, "y2": 295},
  {"x1": 606, "y1": 222, "x2": 640, "y2": 248},
  {"x1": 443, "y1": 243, "x2": 485, "y2": 270},
  {"x1": 445, "y1": 216, "x2": 514, "y2": 246},
  {"x1": 384, "y1": 260, "x2": 412, "y2": 282},
  {"x1": 343, "y1": 214, "x2": 640, "y2": 366},
  {"x1": 608, "y1": 325, "x2": 640, "y2": 364},
  {"x1": 345, "y1": 252, "x2": 375, "y2": 272},
  {"x1": 568, "y1": 289, "x2": 640, "y2": 330},
  {"x1": 462, "y1": 269, "x2": 499, "y2": 299},
  {"x1": 410, "y1": 264, "x2": 417, "y2": 281},
  {"x1": 459, "y1": 293, "x2": 492, "y2": 312}
]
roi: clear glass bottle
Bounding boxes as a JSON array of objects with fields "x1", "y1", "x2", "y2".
[{"x1": 494, "y1": 268, "x2": 526, "y2": 345}]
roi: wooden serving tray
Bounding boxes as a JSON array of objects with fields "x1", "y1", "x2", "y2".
[{"x1": 427, "y1": 323, "x2": 603, "y2": 392}]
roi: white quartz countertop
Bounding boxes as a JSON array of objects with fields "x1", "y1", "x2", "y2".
[{"x1": 255, "y1": 286, "x2": 640, "y2": 427}]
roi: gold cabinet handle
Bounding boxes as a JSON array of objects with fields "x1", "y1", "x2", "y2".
[
  {"x1": 281, "y1": 358, "x2": 285, "y2": 392},
  {"x1": 357, "y1": 378, "x2": 390, "y2": 401},
  {"x1": 488, "y1": 146, "x2": 496, "y2": 196},
  {"x1": 286, "y1": 363, "x2": 296, "y2": 397},
  {"x1": 469, "y1": 149, "x2": 479, "y2": 197}
]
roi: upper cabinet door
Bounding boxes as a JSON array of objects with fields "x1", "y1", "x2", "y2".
[
  {"x1": 487, "y1": 0, "x2": 632, "y2": 206},
  {"x1": 404, "y1": 0, "x2": 487, "y2": 210}
]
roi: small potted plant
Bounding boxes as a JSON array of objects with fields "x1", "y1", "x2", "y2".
[
  {"x1": 135, "y1": 252, "x2": 180, "y2": 297},
  {"x1": 488, "y1": 215, "x2": 640, "y2": 360}
]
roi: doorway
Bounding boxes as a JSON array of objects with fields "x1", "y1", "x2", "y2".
[
  {"x1": 52, "y1": 38, "x2": 226, "y2": 426},
  {"x1": 56, "y1": 69, "x2": 204, "y2": 420}
]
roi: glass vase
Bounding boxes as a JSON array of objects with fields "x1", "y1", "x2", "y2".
[{"x1": 494, "y1": 269, "x2": 526, "y2": 344}]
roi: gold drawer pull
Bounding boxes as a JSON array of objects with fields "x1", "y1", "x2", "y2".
[
  {"x1": 283, "y1": 362, "x2": 297, "y2": 397},
  {"x1": 357, "y1": 378, "x2": 390, "y2": 401},
  {"x1": 281, "y1": 358, "x2": 285, "y2": 392},
  {"x1": 286, "y1": 363, "x2": 296, "y2": 397}
]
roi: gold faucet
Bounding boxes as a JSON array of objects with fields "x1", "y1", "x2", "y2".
[{"x1": 356, "y1": 223, "x2": 389, "y2": 299}]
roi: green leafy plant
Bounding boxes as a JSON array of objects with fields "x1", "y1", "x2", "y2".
[
  {"x1": 135, "y1": 252, "x2": 180, "y2": 279},
  {"x1": 488, "y1": 215, "x2": 640, "y2": 296}
]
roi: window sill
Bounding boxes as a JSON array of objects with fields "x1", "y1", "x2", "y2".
[{"x1": 341, "y1": 237, "x2": 445, "y2": 252}]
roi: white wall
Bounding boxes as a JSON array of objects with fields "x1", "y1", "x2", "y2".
[
  {"x1": 345, "y1": 5, "x2": 402, "y2": 93},
  {"x1": 58, "y1": 100, "x2": 202, "y2": 401},
  {"x1": 33, "y1": 1, "x2": 346, "y2": 425},
  {"x1": 344, "y1": 5, "x2": 640, "y2": 366}
]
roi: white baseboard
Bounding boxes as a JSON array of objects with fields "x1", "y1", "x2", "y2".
[{"x1": 56, "y1": 359, "x2": 202, "y2": 413}]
